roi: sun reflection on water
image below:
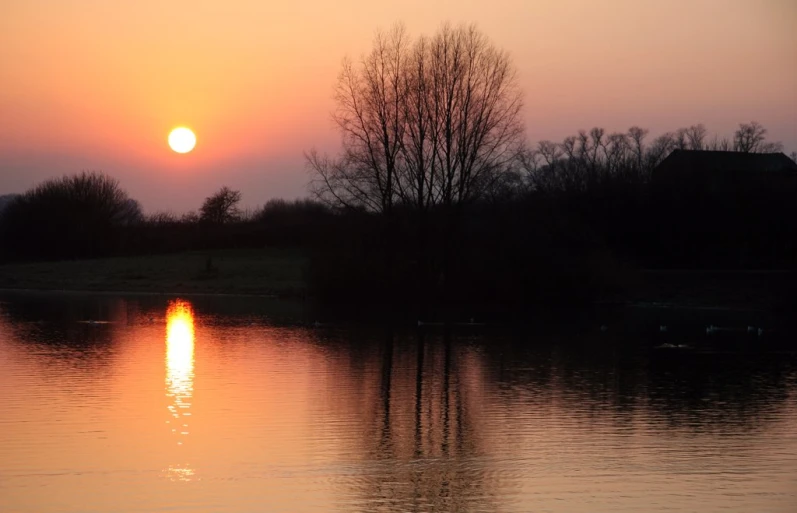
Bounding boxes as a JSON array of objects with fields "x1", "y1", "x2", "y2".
[
  {"x1": 166, "y1": 299, "x2": 195, "y2": 446},
  {"x1": 161, "y1": 464, "x2": 197, "y2": 482}
]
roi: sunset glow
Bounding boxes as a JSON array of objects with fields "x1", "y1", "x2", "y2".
[{"x1": 0, "y1": 0, "x2": 794, "y2": 212}]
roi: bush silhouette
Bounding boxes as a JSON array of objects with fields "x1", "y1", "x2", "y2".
[{"x1": 0, "y1": 172, "x2": 142, "y2": 261}]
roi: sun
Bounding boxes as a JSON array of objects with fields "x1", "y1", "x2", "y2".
[{"x1": 168, "y1": 127, "x2": 196, "y2": 154}]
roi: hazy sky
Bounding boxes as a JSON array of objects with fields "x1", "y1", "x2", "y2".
[{"x1": 1, "y1": 0, "x2": 795, "y2": 213}]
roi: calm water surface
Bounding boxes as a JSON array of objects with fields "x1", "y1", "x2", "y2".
[{"x1": 1, "y1": 292, "x2": 796, "y2": 512}]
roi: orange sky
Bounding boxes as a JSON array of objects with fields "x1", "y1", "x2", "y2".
[{"x1": 1, "y1": 0, "x2": 795, "y2": 212}]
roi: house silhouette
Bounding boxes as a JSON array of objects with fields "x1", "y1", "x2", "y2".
[
  {"x1": 653, "y1": 150, "x2": 797, "y2": 199},
  {"x1": 650, "y1": 150, "x2": 797, "y2": 268}
]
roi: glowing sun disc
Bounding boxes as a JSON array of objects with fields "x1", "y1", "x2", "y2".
[{"x1": 168, "y1": 127, "x2": 196, "y2": 154}]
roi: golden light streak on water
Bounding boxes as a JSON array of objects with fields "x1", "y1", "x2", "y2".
[{"x1": 166, "y1": 299, "x2": 195, "y2": 446}]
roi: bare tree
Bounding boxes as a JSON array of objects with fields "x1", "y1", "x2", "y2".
[
  {"x1": 147, "y1": 211, "x2": 178, "y2": 225},
  {"x1": 605, "y1": 132, "x2": 630, "y2": 174},
  {"x1": 707, "y1": 135, "x2": 733, "y2": 151},
  {"x1": 734, "y1": 121, "x2": 783, "y2": 153},
  {"x1": 536, "y1": 140, "x2": 562, "y2": 166},
  {"x1": 628, "y1": 126, "x2": 648, "y2": 170},
  {"x1": 685, "y1": 124, "x2": 707, "y2": 150},
  {"x1": 421, "y1": 24, "x2": 524, "y2": 208},
  {"x1": 200, "y1": 186, "x2": 242, "y2": 224},
  {"x1": 116, "y1": 198, "x2": 144, "y2": 225},
  {"x1": 308, "y1": 24, "x2": 410, "y2": 214},
  {"x1": 587, "y1": 127, "x2": 605, "y2": 175},
  {"x1": 307, "y1": 23, "x2": 524, "y2": 213},
  {"x1": 673, "y1": 128, "x2": 690, "y2": 150},
  {"x1": 181, "y1": 211, "x2": 199, "y2": 223},
  {"x1": 521, "y1": 121, "x2": 787, "y2": 197}
]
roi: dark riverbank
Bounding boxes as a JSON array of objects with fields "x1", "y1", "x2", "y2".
[
  {"x1": 1, "y1": 252, "x2": 793, "y2": 336},
  {"x1": 0, "y1": 248, "x2": 307, "y2": 297},
  {"x1": 1, "y1": 254, "x2": 792, "y2": 308}
]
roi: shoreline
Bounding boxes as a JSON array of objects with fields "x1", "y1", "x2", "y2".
[
  {"x1": 0, "y1": 286, "x2": 287, "y2": 299},
  {"x1": 1, "y1": 252, "x2": 793, "y2": 321},
  {"x1": 0, "y1": 248, "x2": 307, "y2": 300}
]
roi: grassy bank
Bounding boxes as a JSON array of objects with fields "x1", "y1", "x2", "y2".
[
  {"x1": 0, "y1": 248, "x2": 307, "y2": 297},
  {"x1": 1, "y1": 249, "x2": 793, "y2": 323}
]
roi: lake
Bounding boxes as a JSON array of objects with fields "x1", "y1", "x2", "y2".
[{"x1": 1, "y1": 292, "x2": 795, "y2": 512}]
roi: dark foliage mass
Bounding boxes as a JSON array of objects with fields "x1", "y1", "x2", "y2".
[
  {"x1": 200, "y1": 186, "x2": 242, "y2": 224},
  {"x1": 124, "y1": 197, "x2": 336, "y2": 255},
  {"x1": 0, "y1": 194, "x2": 19, "y2": 215},
  {"x1": 0, "y1": 172, "x2": 142, "y2": 261}
]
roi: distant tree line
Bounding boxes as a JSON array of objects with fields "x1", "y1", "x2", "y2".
[
  {"x1": 0, "y1": 23, "x2": 795, "y2": 312},
  {"x1": 302, "y1": 23, "x2": 796, "y2": 310},
  {"x1": 522, "y1": 121, "x2": 787, "y2": 195},
  {"x1": 0, "y1": 174, "x2": 336, "y2": 262}
]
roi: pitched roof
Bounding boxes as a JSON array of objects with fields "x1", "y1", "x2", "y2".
[{"x1": 656, "y1": 150, "x2": 797, "y2": 174}]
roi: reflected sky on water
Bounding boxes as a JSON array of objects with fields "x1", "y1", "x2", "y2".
[{"x1": 0, "y1": 292, "x2": 795, "y2": 512}]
